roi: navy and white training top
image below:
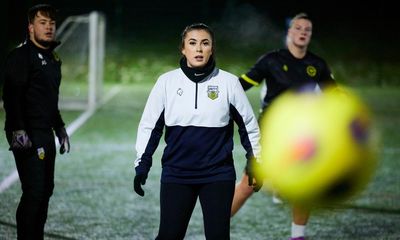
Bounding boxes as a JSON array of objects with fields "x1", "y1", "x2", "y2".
[{"x1": 135, "y1": 67, "x2": 260, "y2": 184}]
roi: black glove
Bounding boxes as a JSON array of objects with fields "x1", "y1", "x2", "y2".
[
  {"x1": 55, "y1": 127, "x2": 70, "y2": 154},
  {"x1": 245, "y1": 157, "x2": 263, "y2": 192},
  {"x1": 10, "y1": 130, "x2": 32, "y2": 150},
  {"x1": 134, "y1": 173, "x2": 148, "y2": 197}
]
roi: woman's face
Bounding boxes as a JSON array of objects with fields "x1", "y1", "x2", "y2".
[
  {"x1": 287, "y1": 18, "x2": 312, "y2": 49},
  {"x1": 181, "y1": 29, "x2": 213, "y2": 68}
]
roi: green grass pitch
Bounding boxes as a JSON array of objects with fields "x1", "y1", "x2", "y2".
[{"x1": 1, "y1": 83, "x2": 399, "y2": 239}]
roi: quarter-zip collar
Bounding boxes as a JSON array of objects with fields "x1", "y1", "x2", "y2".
[{"x1": 180, "y1": 56, "x2": 216, "y2": 83}]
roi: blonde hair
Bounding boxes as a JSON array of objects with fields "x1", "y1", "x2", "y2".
[{"x1": 288, "y1": 13, "x2": 311, "y2": 28}]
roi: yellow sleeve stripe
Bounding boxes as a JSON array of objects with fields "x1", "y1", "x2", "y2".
[{"x1": 241, "y1": 74, "x2": 259, "y2": 86}]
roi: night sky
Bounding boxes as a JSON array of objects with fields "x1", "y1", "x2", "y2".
[{"x1": 1, "y1": 0, "x2": 398, "y2": 61}]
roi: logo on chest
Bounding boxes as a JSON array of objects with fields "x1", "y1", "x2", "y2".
[
  {"x1": 207, "y1": 85, "x2": 219, "y2": 100},
  {"x1": 177, "y1": 88, "x2": 183, "y2": 96},
  {"x1": 306, "y1": 65, "x2": 317, "y2": 77},
  {"x1": 38, "y1": 53, "x2": 47, "y2": 66}
]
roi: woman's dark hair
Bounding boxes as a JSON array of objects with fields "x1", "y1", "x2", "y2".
[
  {"x1": 180, "y1": 23, "x2": 215, "y2": 55},
  {"x1": 28, "y1": 4, "x2": 57, "y2": 24}
]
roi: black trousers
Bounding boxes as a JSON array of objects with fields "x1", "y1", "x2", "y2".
[
  {"x1": 6, "y1": 128, "x2": 56, "y2": 240},
  {"x1": 156, "y1": 181, "x2": 235, "y2": 240}
]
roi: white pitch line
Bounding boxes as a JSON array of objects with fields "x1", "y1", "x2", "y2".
[
  {"x1": 65, "y1": 85, "x2": 121, "y2": 136},
  {"x1": 0, "y1": 86, "x2": 121, "y2": 193},
  {"x1": 0, "y1": 171, "x2": 19, "y2": 193}
]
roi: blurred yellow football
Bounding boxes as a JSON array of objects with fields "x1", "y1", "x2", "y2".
[{"x1": 257, "y1": 86, "x2": 379, "y2": 206}]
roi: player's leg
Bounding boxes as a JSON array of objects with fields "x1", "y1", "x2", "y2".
[
  {"x1": 231, "y1": 172, "x2": 254, "y2": 216},
  {"x1": 199, "y1": 180, "x2": 235, "y2": 240},
  {"x1": 272, "y1": 191, "x2": 283, "y2": 204},
  {"x1": 291, "y1": 205, "x2": 311, "y2": 240},
  {"x1": 9, "y1": 146, "x2": 37, "y2": 239},
  {"x1": 35, "y1": 129, "x2": 57, "y2": 237},
  {"x1": 6, "y1": 129, "x2": 56, "y2": 239},
  {"x1": 156, "y1": 183, "x2": 197, "y2": 240}
]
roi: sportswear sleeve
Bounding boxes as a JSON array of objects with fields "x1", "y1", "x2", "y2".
[
  {"x1": 134, "y1": 77, "x2": 166, "y2": 175},
  {"x1": 239, "y1": 53, "x2": 269, "y2": 91},
  {"x1": 2, "y1": 49, "x2": 30, "y2": 130},
  {"x1": 53, "y1": 110, "x2": 66, "y2": 130},
  {"x1": 54, "y1": 57, "x2": 65, "y2": 129},
  {"x1": 319, "y1": 59, "x2": 337, "y2": 90},
  {"x1": 229, "y1": 78, "x2": 261, "y2": 161}
]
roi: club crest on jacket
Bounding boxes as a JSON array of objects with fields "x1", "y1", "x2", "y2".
[{"x1": 207, "y1": 85, "x2": 219, "y2": 100}]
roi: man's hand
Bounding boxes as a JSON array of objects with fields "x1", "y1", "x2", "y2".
[
  {"x1": 245, "y1": 157, "x2": 263, "y2": 192},
  {"x1": 55, "y1": 127, "x2": 70, "y2": 154},
  {"x1": 10, "y1": 130, "x2": 32, "y2": 150},
  {"x1": 133, "y1": 173, "x2": 148, "y2": 197}
]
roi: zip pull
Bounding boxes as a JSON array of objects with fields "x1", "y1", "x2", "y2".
[{"x1": 194, "y1": 82, "x2": 198, "y2": 109}]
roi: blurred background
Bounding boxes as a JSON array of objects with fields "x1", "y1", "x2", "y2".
[
  {"x1": 1, "y1": 0, "x2": 399, "y2": 86},
  {"x1": 1, "y1": 1, "x2": 399, "y2": 239}
]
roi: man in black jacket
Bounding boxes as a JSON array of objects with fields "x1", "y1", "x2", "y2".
[{"x1": 2, "y1": 4, "x2": 70, "y2": 239}]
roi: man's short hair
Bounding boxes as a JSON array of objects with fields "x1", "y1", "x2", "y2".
[{"x1": 28, "y1": 4, "x2": 57, "y2": 24}]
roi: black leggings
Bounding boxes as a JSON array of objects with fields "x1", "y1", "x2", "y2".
[{"x1": 156, "y1": 181, "x2": 235, "y2": 240}]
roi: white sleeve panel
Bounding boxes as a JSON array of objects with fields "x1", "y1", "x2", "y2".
[
  {"x1": 135, "y1": 77, "x2": 166, "y2": 166},
  {"x1": 230, "y1": 78, "x2": 261, "y2": 159}
]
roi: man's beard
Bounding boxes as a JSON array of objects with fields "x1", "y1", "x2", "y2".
[{"x1": 34, "y1": 34, "x2": 54, "y2": 48}]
